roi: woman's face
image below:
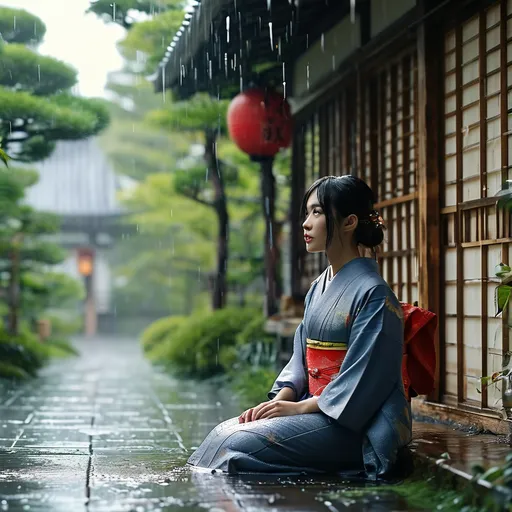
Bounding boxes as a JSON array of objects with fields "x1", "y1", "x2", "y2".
[{"x1": 302, "y1": 189, "x2": 327, "y2": 253}]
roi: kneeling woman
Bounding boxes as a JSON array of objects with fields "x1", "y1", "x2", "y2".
[{"x1": 187, "y1": 175, "x2": 411, "y2": 479}]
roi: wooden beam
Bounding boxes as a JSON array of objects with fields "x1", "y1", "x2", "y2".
[
  {"x1": 291, "y1": 125, "x2": 306, "y2": 298},
  {"x1": 417, "y1": 11, "x2": 443, "y2": 402}
]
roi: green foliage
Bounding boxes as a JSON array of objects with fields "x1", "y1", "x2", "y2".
[
  {"x1": 0, "y1": 361, "x2": 29, "y2": 379},
  {"x1": 119, "y1": 10, "x2": 184, "y2": 70},
  {"x1": 478, "y1": 263, "x2": 512, "y2": 394},
  {"x1": 0, "y1": 7, "x2": 46, "y2": 45},
  {"x1": 0, "y1": 6, "x2": 110, "y2": 163},
  {"x1": 98, "y1": 77, "x2": 188, "y2": 181},
  {"x1": 145, "y1": 307, "x2": 258, "y2": 377},
  {"x1": 0, "y1": 148, "x2": 9, "y2": 166},
  {"x1": 42, "y1": 313, "x2": 83, "y2": 338},
  {"x1": 88, "y1": 0, "x2": 183, "y2": 29},
  {"x1": 0, "y1": 169, "x2": 83, "y2": 343},
  {"x1": 221, "y1": 314, "x2": 276, "y2": 407},
  {"x1": 148, "y1": 93, "x2": 229, "y2": 133},
  {"x1": 473, "y1": 452, "x2": 512, "y2": 494},
  {"x1": 42, "y1": 338, "x2": 79, "y2": 358},
  {"x1": 0, "y1": 44, "x2": 77, "y2": 95},
  {"x1": 141, "y1": 315, "x2": 186, "y2": 353},
  {"x1": 495, "y1": 263, "x2": 512, "y2": 316},
  {"x1": 0, "y1": 330, "x2": 78, "y2": 380},
  {"x1": 0, "y1": 330, "x2": 47, "y2": 378},
  {"x1": 0, "y1": 88, "x2": 110, "y2": 161},
  {"x1": 21, "y1": 272, "x2": 85, "y2": 316}
]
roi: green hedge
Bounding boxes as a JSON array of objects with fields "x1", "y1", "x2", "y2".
[
  {"x1": 143, "y1": 308, "x2": 278, "y2": 405},
  {"x1": 0, "y1": 329, "x2": 77, "y2": 380},
  {"x1": 141, "y1": 315, "x2": 186, "y2": 354},
  {"x1": 145, "y1": 307, "x2": 257, "y2": 377}
]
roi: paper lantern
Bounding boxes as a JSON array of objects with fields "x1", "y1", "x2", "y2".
[{"x1": 227, "y1": 88, "x2": 292, "y2": 158}]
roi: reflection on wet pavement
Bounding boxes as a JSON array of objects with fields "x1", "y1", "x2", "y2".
[
  {"x1": 0, "y1": 336, "x2": 468, "y2": 511},
  {"x1": 410, "y1": 422, "x2": 511, "y2": 477}
]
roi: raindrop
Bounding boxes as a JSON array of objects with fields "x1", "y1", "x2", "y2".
[
  {"x1": 226, "y1": 16, "x2": 230, "y2": 43},
  {"x1": 350, "y1": 0, "x2": 356, "y2": 23},
  {"x1": 306, "y1": 63, "x2": 310, "y2": 90},
  {"x1": 268, "y1": 22, "x2": 274, "y2": 49},
  {"x1": 332, "y1": 55, "x2": 336, "y2": 70},
  {"x1": 112, "y1": 2, "x2": 116, "y2": 21},
  {"x1": 12, "y1": 16, "x2": 15, "y2": 31},
  {"x1": 37, "y1": 64, "x2": 41, "y2": 82},
  {"x1": 161, "y1": 68, "x2": 166, "y2": 103},
  {"x1": 321, "y1": 33, "x2": 325, "y2": 52},
  {"x1": 267, "y1": 0, "x2": 271, "y2": 10}
]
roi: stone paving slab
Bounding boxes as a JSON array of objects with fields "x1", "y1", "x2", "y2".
[{"x1": 0, "y1": 336, "x2": 435, "y2": 511}]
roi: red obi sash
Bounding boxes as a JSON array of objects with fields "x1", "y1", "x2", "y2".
[
  {"x1": 306, "y1": 339, "x2": 347, "y2": 397},
  {"x1": 306, "y1": 303, "x2": 437, "y2": 400}
]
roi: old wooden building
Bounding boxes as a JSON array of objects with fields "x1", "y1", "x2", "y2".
[{"x1": 158, "y1": 0, "x2": 512, "y2": 431}]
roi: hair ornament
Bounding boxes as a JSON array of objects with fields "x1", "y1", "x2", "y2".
[{"x1": 368, "y1": 210, "x2": 386, "y2": 229}]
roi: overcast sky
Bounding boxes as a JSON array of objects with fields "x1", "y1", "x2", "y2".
[{"x1": 1, "y1": 0, "x2": 125, "y2": 97}]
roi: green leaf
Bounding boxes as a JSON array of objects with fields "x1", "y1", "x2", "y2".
[
  {"x1": 0, "y1": 361, "x2": 30, "y2": 379},
  {"x1": 0, "y1": 149, "x2": 10, "y2": 167},
  {"x1": 480, "y1": 465, "x2": 504, "y2": 482},
  {"x1": 495, "y1": 262, "x2": 512, "y2": 278},
  {"x1": 495, "y1": 284, "x2": 512, "y2": 316}
]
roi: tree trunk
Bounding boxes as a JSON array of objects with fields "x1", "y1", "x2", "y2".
[
  {"x1": 260, "y1": 157, "x2": 281, "y2": 317},
  {"x1": 7, "y1": 241, "x2": 21, "y2": 335},
  {"x1": 204, "y1": 129, "x2": 229, "y2": 310}
]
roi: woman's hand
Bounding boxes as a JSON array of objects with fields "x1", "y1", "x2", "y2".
[
  {"x1": 252, "y1": 400, "x2": 305, "y2": 420},
  {"x1": 238, "y1": 401, "x2": 271, "y2": 423},
  {"x1": 239, "y1": 396, "x2": 320, "y2": 423}
]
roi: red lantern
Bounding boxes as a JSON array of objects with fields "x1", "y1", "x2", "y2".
[{"x1": 227, "y1": 88, "x2": 292, "y2": 158}]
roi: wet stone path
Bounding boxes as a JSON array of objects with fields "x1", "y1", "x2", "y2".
[{"x1": 0, "y1": 336, "x2": 419, "y2": 512}]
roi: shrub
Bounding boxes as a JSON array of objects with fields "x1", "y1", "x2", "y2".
[
  {"x1": 43, "y1": 337, "x2": 79, "y2": 358},
  {"x1": 146, "y1": 307, "x2": 258, "y2": 377},
  {"x1": 141, "y1": 315, "x2": 186, "y2": 354},
  {"x1": 0, "y1": 330, "x2": 47, "y2": 379},
  {"x1": 41, "y1": 312, "x2": 83, "y2": 337},
  {"x1": 0, "y1": 330, "x2": 78, "y2": 380}
]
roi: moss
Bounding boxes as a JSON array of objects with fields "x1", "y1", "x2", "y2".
[{"x1": 323, "y1": 471, "x2": 508, "y2": 512}]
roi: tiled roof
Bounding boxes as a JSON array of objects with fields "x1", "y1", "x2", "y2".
[{"x1": 25, "y1": 138, "x2": 125, "y2": 218}]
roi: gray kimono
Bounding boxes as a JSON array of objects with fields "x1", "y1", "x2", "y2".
[
  {"x1": 269, "y1": 257, "x2": 412, "y2": 477},
  {"x1": 187, "y1": 257, "x2": 411, "y2": 478}
]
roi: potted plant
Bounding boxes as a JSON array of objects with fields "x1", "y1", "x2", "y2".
[{"x1": 478, "y1": 263, "x2": 512, "y2": 418}]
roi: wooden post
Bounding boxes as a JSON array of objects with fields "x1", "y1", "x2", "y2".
[
  {"x1": 291, "y1": 125, "x2": 305, "y2": 298},
  {"x1": 78, "y1": 248, "x2": 97, "y2": 337},
  {"x1": 417, "y1": 10, "x2": 443, "y2": 402},
  {"x1": 260, "y1": 157, "x2": 281, "y2": 317}
]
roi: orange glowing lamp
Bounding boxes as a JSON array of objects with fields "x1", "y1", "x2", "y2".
[{"x1": 77, "y1": 249, "x2": 94, "y2": 277}]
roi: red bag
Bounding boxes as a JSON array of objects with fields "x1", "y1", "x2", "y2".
[{"x1": 400, "y1": 303, "x2": 437, "y2": 401}]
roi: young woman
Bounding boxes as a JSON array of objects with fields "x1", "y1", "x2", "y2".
[{"x1": 187, "y1": 175, "x2": 412, "y2": 479}]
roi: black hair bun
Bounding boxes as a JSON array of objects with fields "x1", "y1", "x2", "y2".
[{"x1": 355, "y1": 222, "x2": 384, "y2": 248}]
